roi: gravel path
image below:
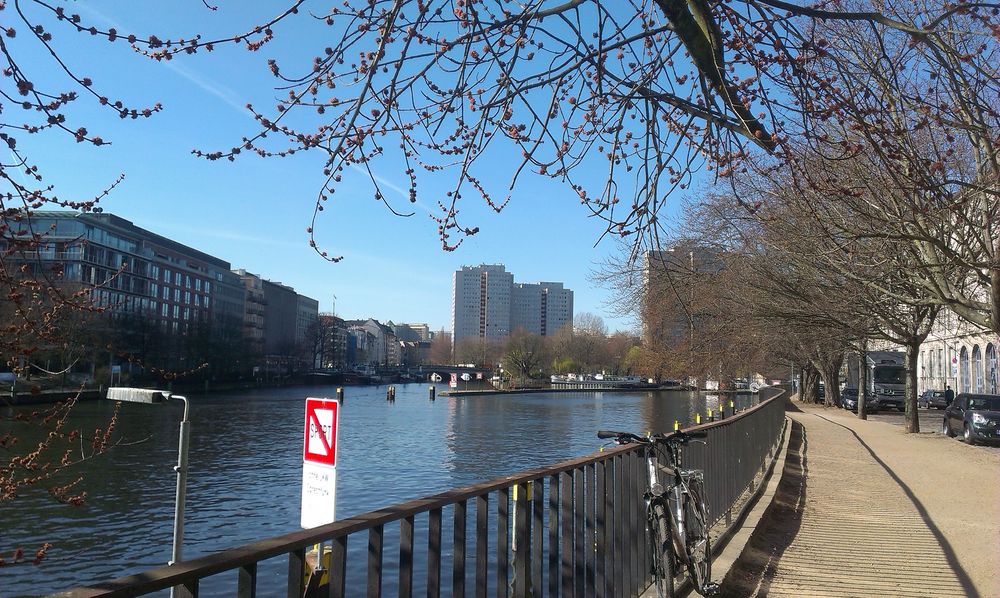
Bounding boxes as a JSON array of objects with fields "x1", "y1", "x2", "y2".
[{"x1": 719, "y1": 400, "x2": 999, "y2": 597}]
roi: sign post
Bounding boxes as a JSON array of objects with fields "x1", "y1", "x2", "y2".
[{"x1": 301, "y1": 397, "x2": 340, "y2": 529}]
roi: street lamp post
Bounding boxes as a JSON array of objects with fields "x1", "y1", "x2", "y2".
[{"x1": 106, "y1": 388, "x2": 191, "y2": 570}]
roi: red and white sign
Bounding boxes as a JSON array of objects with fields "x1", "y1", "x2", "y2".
[
  {"x1": 304, "y1": 398, "x2": 339, "y2": 467},
  {"x1": 449, "y1": 373, "x2": 458, "y2": 388},
  {"x1": 301, "y1": 397, "x2": 340, "y2": 528}
]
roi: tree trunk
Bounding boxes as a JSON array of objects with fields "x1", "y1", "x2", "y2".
[
  {"x1": 904, "y1": 341, "x2": 920, "y2": 433},
  {"x1": 857, "y1": 341, "x2": 868, "y2": 420},
  {"x1": 801, "y1": 366, "x2": 820, "y2": 404}
]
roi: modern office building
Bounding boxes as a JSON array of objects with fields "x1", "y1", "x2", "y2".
[
  {"x1": 452, "y1": 264, "x2": 573, "y2": 344},
  {"x1": 8, "y1": 211, "x2": 247, "y2": 334}
]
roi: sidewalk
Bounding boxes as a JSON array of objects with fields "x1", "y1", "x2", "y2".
[{"x1": 718, "y1": 399, "x2": 1000, "y2": 597}]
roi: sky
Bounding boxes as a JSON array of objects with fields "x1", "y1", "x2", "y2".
[{"x1": 9, "y1": 1, "x2": 692, "y2": 334}]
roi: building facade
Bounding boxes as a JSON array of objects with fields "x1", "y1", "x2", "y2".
[
  {"x1": 510, "y1": 282, "x2": 574, "y2": 336},
  {"x1": 452, "y1": 264, "x2": 573, "y2": 345},
  {"x1": 235, "y1": 269, "x2": 267, "y2": 354},
  {"x1": 345, "y1": 318, "x2": 399, "y2": 366},
  {"x1": 453, "y1": 264, "x2": 513, "y2": 344},
  {"x1": 10, "y1": 212, "x2": 247, "y2": 335},
  {"x1": 642, "y1": 246, "x2": 723, "y2": 346},
  {"x1": 918, "y1": 310, "x2": 998, "y2": 395}
]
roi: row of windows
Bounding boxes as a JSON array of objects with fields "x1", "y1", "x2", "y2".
[{"x1": 160, "y1": 268, "x2": 212, "y2": 293}]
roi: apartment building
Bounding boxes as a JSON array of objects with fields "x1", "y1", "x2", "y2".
[{"x1": 452, "y1": 264, "x2": 573, "y2": 344}]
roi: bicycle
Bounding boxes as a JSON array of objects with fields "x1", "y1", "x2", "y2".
[{"x1": 597, "y1": 429, "x2": 717, "y2": 597}]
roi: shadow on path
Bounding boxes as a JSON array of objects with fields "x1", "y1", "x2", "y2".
[
  {"x1": 813, "y1": 413, "x2": 980, "y2": 598},
  {"x1": 717, "y1": 418, "x2": 806, "y2": 598}
]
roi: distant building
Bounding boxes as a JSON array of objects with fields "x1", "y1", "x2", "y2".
[
  {"x1": 399, "y1": 340, "x2": 432, "y2": 366},
  {"x1": 511, "y1": 282, "x2": 574, "y2": 337},
  {"x1": 345, "y1": 318, "x2": 399, "y2": 366},
  {"x1": 235, "y1": 269, "x2": 266, "y2": 354},
  {"x1": 453, "y1": 264, "x2": 514, "y2": 343},
  {"x1": 296, "y1": 293, "x2": 319, "y2": 366},
  {"x1": 316, "y1": 314, "x2": 348, "y2": 370},
  {"x1": 642, "y1": 245, "x2": 723, "y2": 347},
  {"x1": 394, "y1": 322, "x2": 432, "y2": 342},
  {"x1": 261, "y1": 280, "x2": 298, "y2": 356},
  {"x1": 235, "y1": 273, "x2": 319, "y2": 369},
  {"x1": 7, "y1": 211, "x2": 247, "y2": 334},
  {"x1": 918, "y1": 310, "x2": 998, "y2": 395},
  {"x1": 452, "y1": 264, "x2": 573, "y2": 345}
]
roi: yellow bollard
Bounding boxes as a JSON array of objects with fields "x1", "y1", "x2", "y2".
[
  {"x1": 696, "y1": 413, "x2": 702, "y2": 425},
  {"x1": 674, "y1": 420, "x2": 680, "y2": 431},
  {"x1": 707, "y1": 408, "x2": 714, "y2": 422}
]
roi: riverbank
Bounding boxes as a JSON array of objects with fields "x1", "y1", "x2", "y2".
[
  {"x1": 443, "y1": 385, "x2": 696, "y2": 397},
  {"x1": 1, "y1": 374, "x2": 358, "y2": 406}
]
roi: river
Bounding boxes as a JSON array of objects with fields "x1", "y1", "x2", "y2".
[{"x1": 0, "y1": 384, "x2": 757, "y2": 596}]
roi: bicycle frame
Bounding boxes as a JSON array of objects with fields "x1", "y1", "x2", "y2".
[{"x1": 644, "y1": 442, "x2": 691, "y2": 568}]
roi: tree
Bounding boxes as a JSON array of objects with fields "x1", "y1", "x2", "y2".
[
  {"x1": 428, "y1": 330, "x2": 453, "y2": 365},
  {"x1": 3, "y1": 0, "x2": 997, "y2": 564},
  {"x1": 502, "y1": 328, "x2": 546, "y2": 385}
]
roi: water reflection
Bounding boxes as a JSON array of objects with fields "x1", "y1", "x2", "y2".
[{"x1": 0, "y1": 385, "x2": 754, "y2": 596}]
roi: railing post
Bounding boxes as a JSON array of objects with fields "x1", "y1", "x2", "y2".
[
  {"x1": 512, "y1": 482, "x2": 530, "y2": 598},
  {"x1": 287, "y1": 548, "x2": 305, "y2": 598}
]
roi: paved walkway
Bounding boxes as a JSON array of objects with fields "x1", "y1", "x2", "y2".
[{"x1": 719, "y1": 399, "x2": 1000, "y2": 597}]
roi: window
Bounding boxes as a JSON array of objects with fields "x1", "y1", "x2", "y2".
[
  {"x1": 162, "y1": 303, "x2": 168, "y2": 317},
  {"x1": 184, "y1": 291, "x2": 191, "y2": 304},
  {"x1": 194, "y1": 295, "x2": 200, "y2": 307},
  {"x1": 195, "y1": 279, "x2": 202, "y2": 291},
  {"x1": 185, "y1": 275, "x2": 191, "y2": 289},
  {"x1": 164, "y1": 268, "x2": 171, "y2": 282},
  {"x1": 205, "y1": 281, "x2": 211, "y2": 294},
  {"x1": 173, "y1": 305, "x2": 179, "y2": 319},
  {"x1": 174, "y1": 272, "x2": 181, "y2": 285},
  {"x1": 174, "y1": 289, "x2": 180, "y2": 301}
]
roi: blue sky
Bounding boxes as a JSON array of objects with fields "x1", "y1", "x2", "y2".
[{"x1": 11, "y1": 1, "x2": 692, "y2": 333}]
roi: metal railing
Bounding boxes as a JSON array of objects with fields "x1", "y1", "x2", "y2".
[{"x1": 58, "y1": 388, "x2": 787, "y2": 598}]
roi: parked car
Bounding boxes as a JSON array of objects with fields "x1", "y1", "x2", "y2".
[
  {"x1": 919, "y1": 389, "x2": 949, "y2": 409},
  {"x1": 942, "y1": 393, "x2": 1000, "y2": 445},
  {"x1": 841, "y1": 388, "x2": 879, "y2": 413}
]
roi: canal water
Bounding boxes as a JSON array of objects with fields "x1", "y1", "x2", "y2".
[{"x1": 0, "y1": 385, "x2": 756, "y2": 596}]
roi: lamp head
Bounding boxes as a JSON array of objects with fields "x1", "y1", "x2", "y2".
[{"x1": 107, "y1": 387, "x2": 169, "y2": 404}]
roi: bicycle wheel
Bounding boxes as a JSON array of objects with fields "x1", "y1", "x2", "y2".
[
  {"x1": 683, "y1": 481, "x2": 712, "y2": 593},
  {"x1": 650, "y1": 502, "x2": 676, "y2": 598}
]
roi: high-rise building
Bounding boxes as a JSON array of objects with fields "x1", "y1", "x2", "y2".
[
  {"x1": 452, "y1": 265, "x2": 513, "y2": 344},
  {"x1": 452, "y1": 264, "x2": 573, "y2": 345},
  {"x1": 511, "y1": 282, "x2": 574, "y2": 336},
  {"x1": 642, "y1": 245, "x2": 723, "y2": 346}
]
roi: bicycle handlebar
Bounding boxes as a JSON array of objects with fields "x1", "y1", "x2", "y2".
[{"x1": 597, "y1": 430, "x2": 707, "y2": 445}]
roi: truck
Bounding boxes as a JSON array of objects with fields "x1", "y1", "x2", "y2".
[{"x1": 845, "y1": 351, "x2": 907, "y2": 411}]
